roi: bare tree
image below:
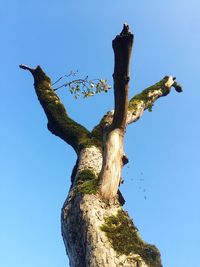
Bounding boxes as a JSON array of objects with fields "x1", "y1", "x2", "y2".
[{"x1": 20, "y1": 25, "x2": 182, "y2": 267}]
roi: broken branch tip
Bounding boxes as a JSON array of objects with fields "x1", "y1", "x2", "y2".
[{"x1": 120, "y1": 23, "x2": 132, "y2": 36}]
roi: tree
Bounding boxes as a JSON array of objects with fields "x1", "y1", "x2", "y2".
[{"x1": 20, "y1": 25, "x2": 182, "y2": 267}]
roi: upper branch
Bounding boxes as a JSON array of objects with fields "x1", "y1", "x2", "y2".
[
  {"x1": 111, "y1": 24, "x2": 134, "y2": 131},
  {"x1": 91, "y1": 76, "x2": 182, "y2": 141},
  {"x1": 19, "y1": 65, "x2": 90, "y2": 153},
  {"x1": 127, "y1": 76, "x2": 182, "y2": 124},
  {"x1": 98, "y1": 25, "x2": 134, "y2": 200}
]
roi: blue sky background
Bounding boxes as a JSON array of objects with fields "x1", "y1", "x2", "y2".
[{"x1": 1, "y1": 1, "x2": 200, "y2": 266}]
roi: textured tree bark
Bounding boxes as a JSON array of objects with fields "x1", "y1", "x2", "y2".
[
  {"x1": 20, "y1": 25, "x2": 182, "y2": 267},
  {"x1": 61, "y1": 146, "x2": 162, "y2": 267}
]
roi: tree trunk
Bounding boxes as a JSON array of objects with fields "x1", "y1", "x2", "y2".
[
  {"x1": 20, "y1": 24, "x2": 182, "y2": 267},
  {"x1": 61, "y1": 146, "x2": 162, "y2": 267}
]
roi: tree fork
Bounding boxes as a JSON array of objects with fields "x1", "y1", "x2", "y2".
[{"x1": 20, "y1": 24, "x2": 182, "y2": 267}]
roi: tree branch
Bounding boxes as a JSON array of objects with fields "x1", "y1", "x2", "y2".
[
  {"x1": 98, "y1": 24, "x2": 134, "y2": 200},
  {"x1": 92, "y1": 76, "x2": 182, "y2": 141},
  {"x1": 111, "y1": 23, "x2": 133, "y2": 131},
  {"x1": 126, "y1": 76, "x2": 182, "y2": 124},
  {"x1": 19, "y1": 64, "x2": 91, "y2": 153}
]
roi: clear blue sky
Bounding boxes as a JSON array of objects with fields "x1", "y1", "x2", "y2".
[{"x1": 1, "y1": 1, "x2": 200, "y2": 266}]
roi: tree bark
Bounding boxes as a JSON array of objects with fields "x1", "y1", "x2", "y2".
[
  {"x1": 99, "y1": 24, "x2": 133, "y2": 200},
  {"x1": 20, "y1": 25, "x2": 182, "y2": 267},
  {"x1": 61, "y1": 146, "x2": 161, "y2": 267}
]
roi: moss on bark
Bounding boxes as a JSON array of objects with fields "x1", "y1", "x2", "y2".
[
  {"x1": 75, "y1": 169, "x2": 98, "y2": 194},
  {"x1": 101, "y1": 210, "x2": 162, "y2": 267},
  {"x1": 27, "y1": 65, "x2": 100, "y2": 153},
  {"x1": 128, "y1": 77, "x2": 171, "y2": 115}
]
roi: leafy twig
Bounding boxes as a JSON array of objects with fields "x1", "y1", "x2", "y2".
[{"x1": 52, "y1": 72, "x2": 111, "y2": 99}]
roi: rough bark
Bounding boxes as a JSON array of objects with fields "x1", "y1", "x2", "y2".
[
  {"x1": 61, "y1": 147, "x2": 161, "y2": 267},
  {"x1": 62, "y1": 193, "x2": 161, "y2": 267},
  {"x1": 20, "y1": 25, "x2": 182, "y2": 267}
]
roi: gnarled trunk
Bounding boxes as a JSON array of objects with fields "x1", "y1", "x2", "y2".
[{"x1": 61, "y1": 146, "x2": 162, "y2": 267}]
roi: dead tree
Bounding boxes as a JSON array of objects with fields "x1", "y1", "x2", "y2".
[{"x1": 20, "y1": 25, "x2": 182, "y2": 267}]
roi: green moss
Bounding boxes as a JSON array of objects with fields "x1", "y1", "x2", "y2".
[
  {"x1": 148, "y1": 104, "x2": 153, "y2": 112},
  {"x1": 91, "y1": 116, "x2": 107, "y2": 139},
  {"x1": 89, "y1": 114, "x2": 112, "y2": 150},
  {"x1": 75, "y1": 169, "x2": 98, "y2": 194},
  {"x1": 128, "y1": 78, "x2": 170, "y2": 114},
  {"x1": 33, "y1": 65, "x2": 52, "y2": 87},
  {"x1": 128, "y1": 89, "x2": 153, "y2": 114},
  {"x1": 77, "y1": 115, "x2": 110, "y2": 152},
  {"x1": 45, "y1": 101, "x2": 90, "y2": 152},
  {"x1": 91, "y1": 116, "x2": 107, "y2": 138},
  {"x1": 101, "y1": 210, "x2": 161, "y2": 267},
  {"x1": 128, "y1": 98, "x2": 142, "y2": 114},
  {"x1": 78, "y1": 136, "x2": 102, "y2": 152},
  {"x1": 32, "y1": 65, "x2": 96, "y2": 153}
]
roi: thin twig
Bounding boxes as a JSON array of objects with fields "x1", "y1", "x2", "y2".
[{"x1": 52, "y1": 70, "x2": 78, "y2": 86}]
